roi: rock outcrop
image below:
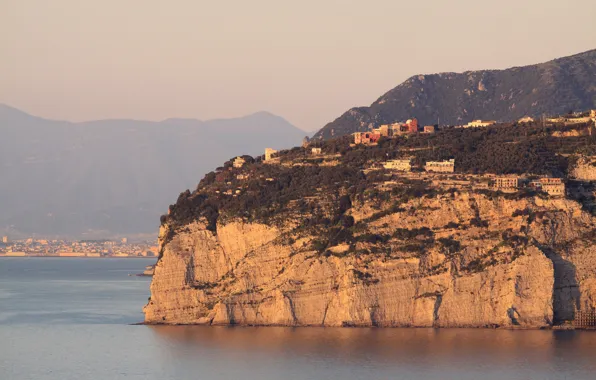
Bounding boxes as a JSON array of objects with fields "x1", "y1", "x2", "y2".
[
  {"x1": 145, "y1": 192, "x2": 596, "y2": 328},
  {"x1": 572, "y1": 156, "x2": 596, "y2": 181}
]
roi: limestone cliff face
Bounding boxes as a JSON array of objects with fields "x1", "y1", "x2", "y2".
[
  {"x1": 572, "y1": 156, "x2": 596, "y2": 181},
  {"x1": 145, "y1": 191, "x2": 596, "y2": 328}
]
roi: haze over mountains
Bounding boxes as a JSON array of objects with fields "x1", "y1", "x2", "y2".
[
  {"x1": 4, "y1": 49, "x2": 596, "y2": 239},
  {"x1": 314, "y1": 49, "x2": 596, "y2": 140},
  {"x1": 0, "y1": 104, "x2": 305, "y2": 239}
]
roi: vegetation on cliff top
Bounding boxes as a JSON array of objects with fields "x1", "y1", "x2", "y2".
[{"x1": 163, "y1": 118, "x2": 594, "y2": 246}]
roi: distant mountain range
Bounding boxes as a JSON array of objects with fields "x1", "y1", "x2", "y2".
[
  {"x1": 314, "y1": 49, "x2": 596, "y2": 140},
  {"x1": 0, "y1": 104, "x2": 305, "y2": 238}
]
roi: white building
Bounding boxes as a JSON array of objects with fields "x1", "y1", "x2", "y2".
[
  {"x1": 425, "y1": 159, "x2": 455, "y2": 173},
  {"x1": 383, "y1": 159, "x2": 412, "y2": 172},
  {"x1": 466, "y1": 120, "x2": 497, "y2": 128}
]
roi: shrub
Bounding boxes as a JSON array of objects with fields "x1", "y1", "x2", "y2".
[{"x1": 444, "y1": 221, "x2": 460, "y2": 229}]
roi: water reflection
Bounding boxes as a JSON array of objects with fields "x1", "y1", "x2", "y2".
[{"x1": 150, "y1": 326, "x2": 596, "y2": 370}]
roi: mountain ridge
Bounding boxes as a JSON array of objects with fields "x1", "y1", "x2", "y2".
[
  {"x1": 314, "y1": 49, "x2": 596, "y2": 140},
  {"x1": 0, "y1": 104, "x2": 305, "y2": 132},
  {"x1": 0, "y1": 105, "x2": 306, "y2": 239}
]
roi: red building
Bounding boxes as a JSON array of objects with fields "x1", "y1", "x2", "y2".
[
  {"x1": 406, "y1": 118, "x2": 419, "y2": 133},
  {"x1": 353, "y1": 132, "x2": 381, "y2": 144},
  {"x1": 391, "y1": 118, "x2": 420, "y2": 135}
]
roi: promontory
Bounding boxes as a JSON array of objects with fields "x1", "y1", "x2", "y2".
[{"x1": 144, "y1": 114, "x2": 596, "y2": 328}]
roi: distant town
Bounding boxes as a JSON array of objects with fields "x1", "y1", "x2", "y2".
[{"x1": 0, "y1": 236, "x2": 158, "y2": 258}]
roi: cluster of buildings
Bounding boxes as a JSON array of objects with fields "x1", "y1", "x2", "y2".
[
  {"x1": 546, "y1": 110, "x2": 596, "y2": 126},
  {"x1": 493, "y1": 176, "x2": 566, "y2": 196},
  {"x1": 381, "y1": 160, "x2": 565, "y2": 196},
  {"x1": 353, "y1": 118, "x2": 439, "y2": 145},
  {"x1": 352, "y1": 110, "x2": 596, "y2": 147},
  {"x1": 260, "y1": 146, "x2": 322, "y2": 163},
  {"x1": 351, "y1": 117, "x2": 506, "y2": 146},
  {"x1": 0, "y1": 238, "x2": 158, "y2": 257},
  {"x1": 382, "y1": 158, "x2": 455, "y2": 173}
]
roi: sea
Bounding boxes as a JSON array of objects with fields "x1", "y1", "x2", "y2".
[{"x1": 1, "y1": 257, "x2": 595, "y2": 380}]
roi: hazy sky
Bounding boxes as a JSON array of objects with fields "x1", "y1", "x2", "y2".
[{"x1": 1, "y1": 0, "x2": 595, "y2": 131}]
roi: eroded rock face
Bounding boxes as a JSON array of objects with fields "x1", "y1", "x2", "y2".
[
  {"x1": 144, "y1": 193, "x2": 596, "y2": 328},
  {"x1": 572, "y1": 156, "x2": 596, "y2": 181}
]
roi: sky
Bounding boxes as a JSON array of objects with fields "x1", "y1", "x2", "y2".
[{"x1": 1, "y1": 0, "x2": 595, "y2": 132}]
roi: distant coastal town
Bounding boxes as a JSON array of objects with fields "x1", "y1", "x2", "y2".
[{"x1": 0, "y1": 236, "x2": 158, "y2": 258}]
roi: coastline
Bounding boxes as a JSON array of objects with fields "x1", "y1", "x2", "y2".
[{"x1": 140, "y1": 321, "x2": 596, "y2": 330}]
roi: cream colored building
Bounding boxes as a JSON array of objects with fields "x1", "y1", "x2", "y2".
[
  {"x1": 425, "y1": 159, "x2": 455, "y2": 173},
  {"x1": 373, "y1": 125, "x2": 391, "y2": 137},
  {"x1": 466, "y1": 120, "x2": 497, "y2": 128},
  {"x1": 494, "y1": 176, "x2": 519, "y2": 189},
  {"x1": 265, "y1": 148, "x2": 278, "y2": 161},
  {"x1": 383, "y1": 159, "x2": 412, "y2": 172},
  {"x1": 1, "y1": 236, "x2": 7, "y2": 243},
  {"x1": 311, "y1": 147, "x2": 322, "y2": 155},
  {"x1": 6, "y1": 251, "x2": 26, "y2": 257},
  {"x1": 541, "y1": 183, "x2": 565, "y2": 196},
  {"x1": 531, "y1": 178, "x2": 565, "y2": 196}
]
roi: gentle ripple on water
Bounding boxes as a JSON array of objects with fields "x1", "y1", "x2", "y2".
[{"x1": 1, "y1": 257, "x2": 595, "y2": 380}]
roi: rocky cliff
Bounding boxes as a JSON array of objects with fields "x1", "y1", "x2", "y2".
[
  {"x1": 572, "y1": 156, "x2": 596, "y2": 181},
  {"x1": 145, "y1": 120, "x2": 596, "y2": 328},
  {"x1": 145, "y1": 189, "x2": 596, "y2": 328}
]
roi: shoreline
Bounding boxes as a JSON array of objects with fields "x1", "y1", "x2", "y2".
[{"x1": 138, "y1": 321, "x2": 596, "y2": 330}]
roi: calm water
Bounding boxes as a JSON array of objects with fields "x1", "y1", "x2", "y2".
[{"x1": 1, "y1": 258, "x2": 595, "y2": 380}]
